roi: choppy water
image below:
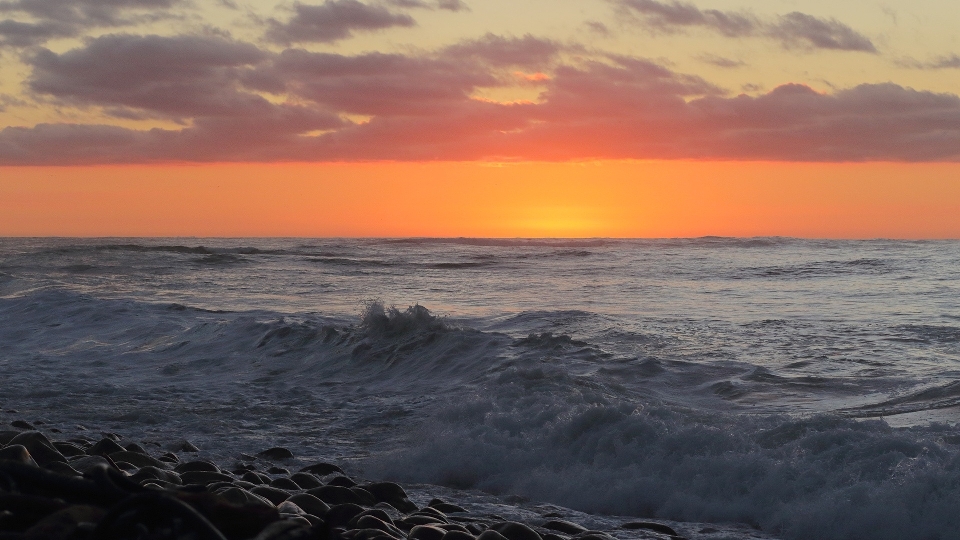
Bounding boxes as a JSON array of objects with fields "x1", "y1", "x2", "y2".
[{"x1": 2, "y1": 238, "x2": 960, "y2": 540}]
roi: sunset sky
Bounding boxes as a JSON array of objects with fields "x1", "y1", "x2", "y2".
[{"x1": 1, "y1": 0, "x2": 959, "y2": 237}]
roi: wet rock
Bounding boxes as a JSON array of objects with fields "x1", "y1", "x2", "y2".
[
  {"x1": 216, "y1": 486, "x2": 276, "y2": 508},
  {"x1": 0, "y1": 445, "x2": 39, "y2": 467},
  {"x1": 7, "y1": 432, "x2": 67, "y2": 467},
  {"x1": 170, "y1": 440, "x2": 200, "y2": 452},
  {"x1": 179, "y1": 471, "x2": 236, "y2": 485},
  {"x1": 324, "y1": 503, "x2": 365, "y2": 528},
  {"x1": 123, "y1": 443, "x2": 148, "y2": 455},
  {"x1": 22, "y1": 504, "x2": 105, "y2": 540},
  {"x1": 443, "y1": 531, "x2": 477, "y2": 540},
  {"x1": 251, "y1": 485, "x2": 292, "y2": 505},
  {"x1": 410, "y1": 524, "x2": 449, "y2": 540},
  {"x1": 175, "y1": 460, "x2": 221, "y2": 473},
  {"x1": 271, "y1": 477, "x2": 302, "y2": 491},
  {"x1": 621, "y1": 522, "x2": 679, "y2": 536},
  {"x1": 270, "y1": 466, "x2": 291, "y2": 475},
  {"x1": 243, "y1": 471, "x2": 270, "y2": 485},
  {"x1": 108, "y1": 450, "x2": 166, "y2": 469},
  {"x1": 66, "y1": 455, "x2": 114, "y2": 474},
  {"x1": 11, "y1": 420, "x2": 35, "y2": 430},
  {"x1": 51, "y1": 442, "x2": 85, "y2": 458},
  {"x1": 491, "y1": 522, "x2": 543, "y2": 540},
  {"x1": 476, "y1": 530, "x2": 510, "y2": 540},
  {"x1": 258, "y1": 447, "x2": 294, "y2": 460},
  {"x1": 43, "y1": 462, "x2": 81, "y2": 477},
  {"x1": 430, "y1": 499, "x2": 467, "y2": 513},
  {"x1": 329, "y1": 475, "x2": 358, "y2": 488},
  {"x1": 300, "y1": 462, "x2": 344, "y2": 476},
  {"x1": 286, "y1": 493, "x2": 331, "y2": 517},
  {"x1": 130, "y1": 466, "x2": 182, "y2": 485},
  {"x1": 308, "y1": 485, "x2": 365, "y2": 505},
  {"x1": 86, "y1": 438, "x2": 125, "y2": 456},
  {"x1": 543, "y1": 521, "x2": 587, "y2": 535},
  {"x1": 290, "y1": 472, "x2": 323, "y2": 489}
]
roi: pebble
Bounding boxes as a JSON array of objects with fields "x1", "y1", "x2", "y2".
[{"x1": 0, "y1": 427, "x2": 684, "y2": 540}]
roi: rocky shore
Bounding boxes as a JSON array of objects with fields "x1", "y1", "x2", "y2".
[{"x1": 0, "y1": 426, "x2": 687, "y2": 540}]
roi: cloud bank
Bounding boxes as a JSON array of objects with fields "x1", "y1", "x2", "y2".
[{"x1": 2, "y1": 30, "x2": 959, "y2": 165}]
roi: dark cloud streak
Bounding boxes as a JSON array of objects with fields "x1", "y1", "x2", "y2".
[{"x1": 265, "y1": 0, "x2": 415, "y2": 44}]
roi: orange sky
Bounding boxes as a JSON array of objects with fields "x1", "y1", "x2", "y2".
[{"x1": 2, "y1": 161, "x2": 958, "y2": 238}]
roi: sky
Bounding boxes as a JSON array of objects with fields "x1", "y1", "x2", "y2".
[{"x1": 1, "y1": 0, "x2": 959, "y2": 237}]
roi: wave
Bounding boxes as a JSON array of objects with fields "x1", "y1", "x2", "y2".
[{"x1": 735, "y1": 258, "x2": 891, "y2": 279}]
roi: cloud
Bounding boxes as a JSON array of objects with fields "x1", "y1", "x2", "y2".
[
  {"x1": 442, "y1": 34, "x2": 562, "y2": 68},
  {"x1": 0, "y1": 0, "x2": 184, "y2": 46},
  {"x1": 695, "y1": 53, "x2": 745, "y2": 68},
  {"x1": 617, "y1": 0, "x2": 876, "y2": 53},
  {"x1": 265, "y1": 0, "x2": 415, "y2": 45},
  {"x1": 2, "y1": 32, "x2": 960, "y2": 164},
  {"x1": 898, "y1": 54, "x2": 960, "y2": 70}
]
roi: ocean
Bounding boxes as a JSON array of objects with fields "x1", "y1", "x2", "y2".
[{"x1": 1, "y1": 238, "x2": 959, "y2": 540}]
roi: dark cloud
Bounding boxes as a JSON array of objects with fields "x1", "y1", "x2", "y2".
[
  {"x1": 265, "y1": 0, "x2": 415, "y2": 45},
  {"x1": 437, "y1": 0, "x2": 468, "y2": 11},
  {"x1": 617, "y1": 0, "x2": 876, "y2": 53},
  {"x1": 27, "y1": 34, "x2": 269, "y2": 118},
  {"x1": 0, "y1": 0, "x2": 183, "y2": 46},
  {"x1": 3, "y1": 32, "x2": 960, "y2": 164},
  {"x1": 898, "y1": 54, "x2": 960, "y2": 70},
  {"x1": 696, "y1": 53, "x2": 745, "y2": 68},
  {"x1": 442, "y1": 33, "x2": 562, "y2": 68},
  {"x1": 387, "y1": 0, "x2": 468, "y2": 11}
]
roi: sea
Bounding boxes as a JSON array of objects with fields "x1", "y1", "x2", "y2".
[{"x1": 1, "y1": 238, "x2": 959, "y2": 540}]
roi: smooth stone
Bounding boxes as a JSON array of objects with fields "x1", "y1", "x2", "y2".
[
  {"x1": 11, "y1": 420, "x2": 35, "y2": 430},
  {"x1": 410, "y1": 525, "x2": 448, "y2": 540},
  {"x1": 160, "y1": 452, "x2": 180, "y2": 463},
  {"x1": 22, "y1": 504, "x2": 105, "y2": 540},
  {"x1": 86, "y1": 438, "x2": 125, "y2": 456},
  {"x1": 543, "y1": 521, "x2": 587, "y2": 535},
  {"x1": 169, "y1": 440, "x2": 199, "y2": 452},
  {"x1": 351, "y1": 487, "x2": 378, "y2": 506},
  {"x1": 443, "y1": 531, "x2": 477, "y2": 540},
  {"x1": 123, "y1": 443, "x2": 148, "y2": 455},
  {"x1": 242, "y1": 471, "x2": 268, "y2": 485},
  {"x1": 418, "y1": 507, "x2": 448, "y2": 520},
  {"x1": 541, "y1": 534, "x2": 570, "y2": 540},
  {"x1": 491, "y1": 522, "x2": 543, "y2": 540},
  {"x1": 113, "y1": 461, "x2": 137, "y2": 471},
  {"x1": 354, "y1": 509, "x2": 395, "y2": 526},
  {"x1": 278, "y1": 501, "x2": 307, "y2": 515},
  {"x1": 476, "y1": 531, "x2": 510, "y2": 540},
  {"x1": 257, "y1": 447, "x2": 294, "y2": 460},
  {"x1": 0, "y1": 445, "x2": 39, "y2": 467},
  {"x1": 179, "y1": 470, "x2": 235, "y2": 485},
  {"x1": 357, "y1": 516, "x2": 405, "y2": 538},
  {"x1": 250, "y1": 485, "x2": 291, "y2": 505},
  {"x1": 100, "y1": 432, "x2": 121, "y2": 441},
  {"x1": 268, "y1": 466, "x2": 290, "y2": 475},
  {"x1": 300, "y1": 462, "x2": 344, "y2": 476},
  {"x1": 324, "y1": 503, "x2": 365, "y2": 528},
  {"x1": 289, "y1": 472, "x2": 323, "y2": 489},
  {"x1": 175, "y1": 460, "x2": 220, "y2": 473},
  {"x1": 252, "y1": 520, "x2": 310, "y2": 540},
  {"x1": 430, "y1": 500, "x2": 467, "y2": 513},
  {"x1": 7, "y1": 432, "x2": 66, "y2": 467},
  {"x1": 362, "y1": 482, "x2": 417, "y2": 512},
  {"x1": 271, "y1": 477, "x2": 302, "y2": 491},
  {"x1": 328, "y1": 475, "x2": 357, "y2": 488},
  {"x1": 307, "y1": 485, "x2": 364, "y2": 505},
  {"x1": 216, "y1": 487, "x2": 276, "y2": 508},
  {"x1": 466, "y1": 524, "x2": 486, "y2": 535},
  {"x1": 43, "y1": 461, "x2": 82, "y2": 477},
  {"x1": 108, "y1": 451, "x2": 166, "y2": 469},
  {"x1": 51, "y1": 442, "x2": 85, "y2": 458},
  {"x1": 66, "y1": 455, "x2": 113, "y2": 474},
  {"x1": 286, "y1": 494, "x2": 331, "y2": 517},
  {"x1": 437, "y1": 524, "x2": 470, "y2": 533},
  {"x1": 574, "y1": 535, "x2": 614, "y2": 540},
  {"x1": 0, "y1": 431, "x2": 19, "y2": 445},
  {"x1": 351, "y1": 527, "x2": 401, "y2": 540},
  {"x1": 130, "y1": 466, "x2": 182, "y2": 485},
  {"x1": 620, "y1": 522, "x2": 679, "y2": 536},
  {"x1": 403, "y1": 515, "x2": 448, "y2": 527}
]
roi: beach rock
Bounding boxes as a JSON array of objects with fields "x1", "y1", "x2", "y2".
[
  {"x1": 123, "y1": 442, "x2": 148, "y2": 455},
  {"x1": 252, "y1": 519, "x2": 312, "y2": 540},
  {"x1": 108, "y1": 450, "x2": 166, "y2": 469},
  {"x1": 308, "y1": 485, "x2": 365, "y2": 505},
  {"x1": 621, "y1": 522, "x2": 679, "y2": 536},
  {"x1": 130, "y1": 466, "x2": 182, "y2": 485},
  {"x1": 251, "y1": 485, "x2": 292, "y2": 505},
  {"x1": 327, "y1": 475, "x2": 356, "y2": 488},
  {"x1": 491, "y1": 522, "x2": 543, "y2": 540},
  {"x1": 476, "y1": 530, "x2": 510, "y2": 540},
  {"x1": 271, "y1": 477, "x2": 302, "y2": 491},
  {"x1": 243, "y1": 471, "x2": 269, "y2": 484},
  {"x1": 6, "y1": 432, "x2": 67, "y2": 467},
  {"x1": 43, "y1": 462, "x2": 81, "y2": 477},
  {"x1": 403, "y1": 514, "x2": 448, "y2": 527},
  {"x1": 290, "y1": 472, "x2": 323, "y2": 489},
  {"x1": 11, "y1": 420, "x2": 35, "y2": 430},
  {"x1": 443, "y1": 531, "x2": 477, "y2": 540},
  {"x1": 216, "y1": 486, "x2": 276, "y2": 508},
  {"x1": 324, "y1": 503, "x2": 365, "y2": 528},
  {"x1": 0, "y1": 445, "x2": 39, "y2": 467},
  {"x1": 179, "y1": 470, "x2": 235, "y2": 485},
  {"x1": 176, "y1": 460, "x2": 221, "y2": 473},
  {"x1": 410, "y1": 524, "x2": 448, "y2": 540},
  {"x1": 417, "y1": 507, "x2": 449, "y2": 521},
  {"x1": 258, "y1": 447, "x2": 294, "y2": 460},
  {"x1": 301, "y1": 462, "x2": 344, "y2": 476},
  {"x1": 430, "y1": 499, "x2": 467, "y2": 513},
  {"x1": 66, "y1": 455, "x2": 114, "y2": 474},
  {"x1": 0, "y1": 431, "x2": 19, "y2": 445},
  {"x1": 86, "y1": 438, "x2": 125, "y2": 456},
  {"x1": 170, "y1": 440, "x2": 200, "y2": 452},
  {"x1": 363, "y1": 482, "x2": 418, "y2": 513},
  {"x1": 269, "y1": 466, "x2": 291, "y2": 475},
  {"x1": 50, "y1": 442, "x2": 85, "y2": 458},
  {"x1": 543, "y1": 521, "x2": 587, "y2": 535},
  {"x1": 287, "y1": 493, "x2": 331, "y2": 517},
  {"x1": 22, "y1": 504, "x2": 104, "y2": 540}
]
